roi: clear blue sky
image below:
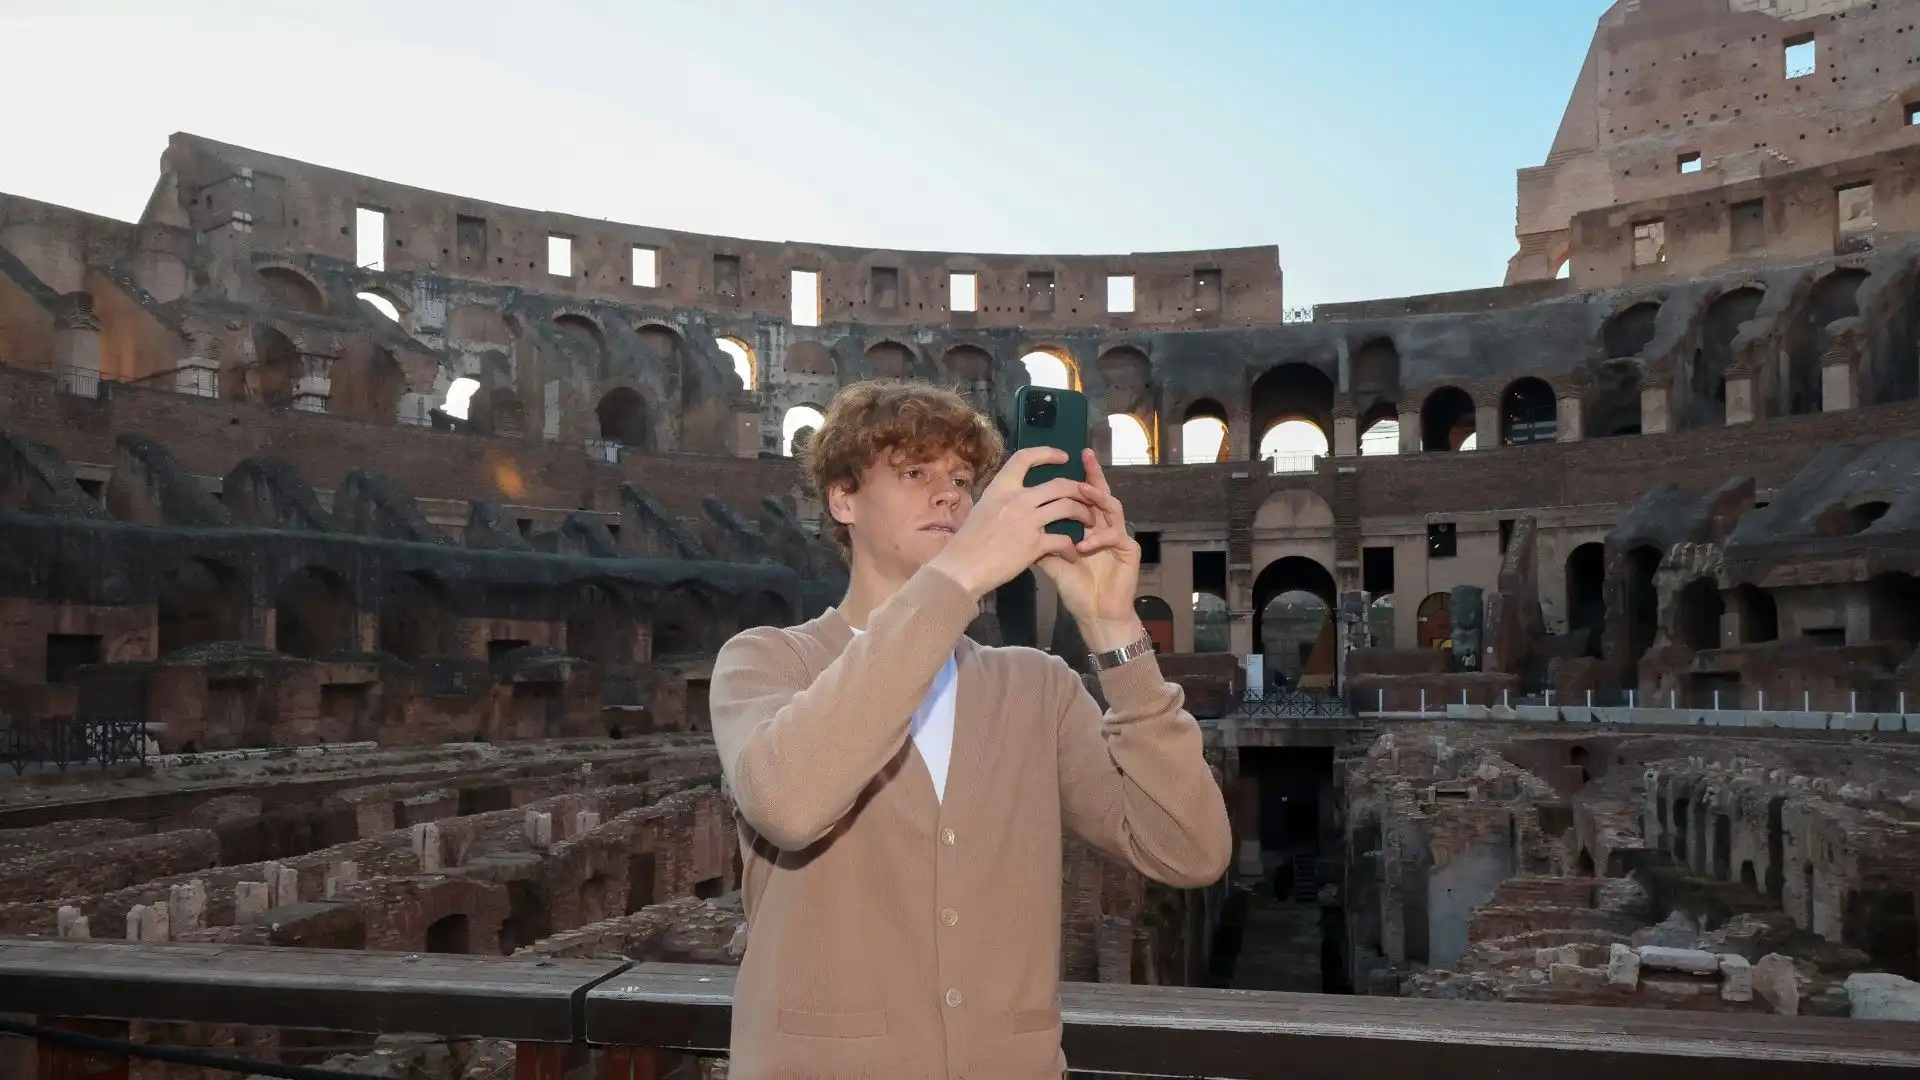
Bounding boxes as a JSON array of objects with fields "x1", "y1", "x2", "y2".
[{"x1": 0, "y1": 0, "x2": 1607, "y2": 308}]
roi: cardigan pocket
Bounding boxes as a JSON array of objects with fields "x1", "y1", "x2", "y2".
[{"x1": 776, "y1": 1008, "x2": 888, "y2": 1039}]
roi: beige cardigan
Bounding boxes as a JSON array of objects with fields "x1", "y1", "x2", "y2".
[{"x1": 709, "y1": 564, "x2": 1234, "y2": 1080}]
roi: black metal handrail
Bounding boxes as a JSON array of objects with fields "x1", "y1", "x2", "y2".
[{"x1": 1, "y1": 715, "x2": 150, "y2": 775}]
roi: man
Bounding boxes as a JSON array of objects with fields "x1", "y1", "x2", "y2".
[{"x1": 710, "y1": 379, "x2": 1232, "y2": 1079}]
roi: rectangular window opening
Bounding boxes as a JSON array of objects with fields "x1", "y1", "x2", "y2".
[
  {"x1": 1137, "y1": 531, "x2": 1162, "y2": 565},
  {"x1": 548, "y1": 235, "x2": 573, "y2": 278},
  {"x1": 1784, "y1": 35, "x2": 1816, "y2": 80},
  {"x1": 1106, "y1": 274, "x2": 1135, "y2": 314},
  {"x1": 870, "y1": 266, "x2": 899, "y2": 308},
  {"x1": 355, "y1": 207, "x2": 386, "y2": 271},
  {"x1": 791, "y1": 270, "x2": 820, "y2": 327},
  {"x1": 1427, "y1": 522, "x2": 1457, "y2": 559},
  {"x1": 1907, "y1": 103, "x2": 1920, "y2": 126},
  {"x1": 1631, "y1": 219, "x2": 1667, "y2": 268},
  {"x1": 1730, "y1": 199, "x2": 1766, "y2": 252},
  {"x1": 1678, "y1": 152, "x2": 1702, "y2": 175},
  {"x1": 631, "y1": 246, "x2": 657, "y2": 288},
  {"x1": 950, "y1": 272, "x2": 977, "y2": 313}
]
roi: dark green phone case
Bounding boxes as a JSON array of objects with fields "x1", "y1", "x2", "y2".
[{"x1": 1012, "y1": 384, "x2": 1090, "y2": 543}]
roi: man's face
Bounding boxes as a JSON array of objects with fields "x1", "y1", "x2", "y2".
[{"x1": 831, "y1": 449, "x2": 978, "y2": 576}]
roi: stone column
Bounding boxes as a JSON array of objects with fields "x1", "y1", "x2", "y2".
[
  {"x1": 1472, "y1": 390, "x2": 1499, "y2": 450},
  {"x1": 1819, "y1": 330, "x2": 1858, "y2": 412},
  {"x1": 174, "y1": 355, "x2": 221, "y2": 399},
  {"x1": 1332, "y1": 401, "x2": 1358, "y2": 457},
  {"x1": 1639, "y1": 373, "x2": 1672, "y2": 435},
  {"x1": 293, "y1": 352, "x2": 334, "y2": 414},
  {"x1": 1556, "y1": 392, "x2": 1584, "y2": 441},
  {"x1": 1397, "y1": 407, "x2": 1421, "y2": 453}
]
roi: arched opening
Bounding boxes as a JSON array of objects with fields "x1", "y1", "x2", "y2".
[
  {"x1": 579, "y1": 872, "x2": 618, "y2": 925},
  {"x1": 357, "y1": 291, "x2": 402, "y2": 325},
  {"x1": 553, "y1": 313, "x2": 607, "y2": 361},
  {"x1": 1624, "y1": 545, "x2": 1662, "y2": 688},
  {"x1": 716, "y1": 337, "x2": 755, "y2": 390},
  {"x1": 1020, "y1": 349, "x2": 1076, "y2": 390},
  {"x1": 1866, "y1": 572, "x2": 1920, "y2": 648},
  {"x1": 1350, "y1": 337, "x2": 1400, "y2": 427},
  {"x1": 1192, "y1": 591, "x2": 1230, "y2": 654},
  {"x1": 782, "y1": 405, "x2": 825, "y2": 457},
  {"x1": 743, "y1": 590, "x2": 793, "y2": 631},
  {"x1": 1108, "y1": 414, "x2": 1153, "y2": 465},
  {"x1": 1817, "y1": 499, "x2": 1890, "y2": 537},
  {"x1": 1576, "y1": 849, "x2": 1596, "y2": 876},
  {"x1": 1181, "y1": 399, "x2": 1229, "y2": 464},
  {"x1": 1418, "y1": 387, "x2": 1476, "y2": 452},
  {"x1": 1674, "y1": 578, "x2": 1724, "y2": 652},
  {"x1": 378, "y1": 572, "x2": 450, "y2": 663},
  {"x1": 654, "y1": 585, "x2": 718, "y2": 657},
  {"x1": 1135, "y1": 596, "x2": 1175, "y2": 654},
  {"x1": 1250, "y1": 363, "x2": 1336, "y2": 461},
  {"x1": 1683, "y1": 288, "x2": 1763, "y2": 430},
  {"x1": 257, "y1": 267, "x2": 326, "y2": 314},
  {"x1": 274, "y1": 567, "x2": 356, "y2": 659},
  {"x1": 938, "y1": 344, "x2": 992, "y2": 392},
  {"x1": 1782, "y1": 270, "x2": 1868, "y2": 417},
  {"x1": 564, "y1": 584, "x2": 634, "y2": 667},
  {"x1": 1570, "y1": 744, "x2": 1592, "y2": 784},
  {"x1": 865, "y1": 340, "x2": 916, "y2": 380},
  {"x1": 597, "y1": 387, "x2": 651, "y2": 450},
  {"x1": 1566, "y1": 542, "x2": 1606, "y2": 658},
  {"x1": 1584, "y1": 361, "x2": 1643, "y2": 439},
  {"x1": 1741, "y1": 861, "x2": 1758, "y2": 890},
  {"x1": 246, "y1": 326, "x2": 302, "y2": 409},
  {"x1": 1251, "y1": 558, "x2": 1338, "y2": 686},
  {"x1": 1735, "y1": 584, "x2": 1779, "y2": 643},
  {"x1": 424, "y1": 913, "x2": 471, "y2": 955},
  {"x1": 1499, "y1": 378, "x2": 1557, "y2": 445},
  {"x1": 1602, "y1": 302, "x2": 1661, "y2": 360},
  {"x1": 1258, "y1": 419, "x2": 1327, "y2": 473},
  {"x1": 1359, "y1": 409, "x2": 1400, "y2": 456},
  {"x1": 1416, "y1": 592, "x2": 1453, "y2": 650},
  {"x1": 783, "y1": 340, "x2": 836, "y2": 378},
  {"x1": 441, "y1": 377, "x2": 481, "y2": 420},
  {"x1": 157, "y1": 557, "x2": 247, "y2": 657}
]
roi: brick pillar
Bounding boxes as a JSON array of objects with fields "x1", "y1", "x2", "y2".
[
  {"x1": 1556, "y1": 393, "x2": 1584, "y2": 441},
  {"x1": 1397, "y1": 407, "x2": 1420, "y2": 453},
  {"x1": 1820, "y1": 348, "x2": 1856, "y2": 412},
  {"x1": 52, "y1": 293, "x2": 102, "y2": 398},
  {"x1": 1639, "y1": 373, "x2": 1671, "y2": 435},
  {"x1": 1472, "y1": 389, "x2": 1499, "y2": 450},
  {"x1": 1331, "y1": 401, "x2": 1358, "y2": 457},
  {"x1": 1724, "y1": 354, "x2": 1756, "y2": 424}
]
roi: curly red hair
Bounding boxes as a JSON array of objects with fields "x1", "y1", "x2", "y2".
[{"x1": 803, "y1": 379, "x2": 1005, "y2": 554}]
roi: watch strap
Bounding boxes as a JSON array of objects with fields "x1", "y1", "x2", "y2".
[{"x1": 1088, "y1": 630, "x2": 1155, "y2": 671}]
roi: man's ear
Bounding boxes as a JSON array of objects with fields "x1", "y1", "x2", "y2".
[{"x1": 825, "y1": 482, "x2": 856, "y2": 529}]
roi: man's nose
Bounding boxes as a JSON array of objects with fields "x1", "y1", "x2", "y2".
[{"x1": 931, "y1": 485, "x2": 959, "y2": 506}]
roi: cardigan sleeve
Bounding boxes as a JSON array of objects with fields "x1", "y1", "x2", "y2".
[
  {"x1": 1053, "y1": 651, "x2": 1234, "y2": 888},
  {"x1": 708, "y1": 564, "x2": 980, "y2": 851}
]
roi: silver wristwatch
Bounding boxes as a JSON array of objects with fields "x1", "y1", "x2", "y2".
[{"x1": 1088, "y1": 630, "x2": 1155, "y2": 671}]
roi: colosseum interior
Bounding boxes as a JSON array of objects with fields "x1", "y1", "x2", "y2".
[{"x1": 4, "y1": 1, "x2": 1920, "y2": 1077}]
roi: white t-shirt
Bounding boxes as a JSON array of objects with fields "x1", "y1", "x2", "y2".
[{"x1": 850, "y1": 626, "x2": 957, "y2": 803}]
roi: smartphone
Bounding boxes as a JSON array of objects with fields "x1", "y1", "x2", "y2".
[{"x1": 1011, "y1": 384, "x2": 1089, "y2": 543}]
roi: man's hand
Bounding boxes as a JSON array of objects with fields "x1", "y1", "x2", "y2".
[
  {"x1": 928, "y1": 446, "x2": 1094, "y2": 600},
  {"x1": 1036, "y1": 450, "x2": 1145, "y2": 652}
]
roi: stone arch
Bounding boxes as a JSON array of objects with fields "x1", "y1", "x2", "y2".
[
  {"x1": 243, "y1": 325, "x2": 302, "y2": 408},
  {"x1": 1253, "y1": 489, "x2": 1336, "y2": 531},
  {"x1": 378, "y1": 570, "x2": 451, "y2": 663},
  {"x1": 1250, "y1": 362, "x2": 1336, "y2": 457},
  {"x1": 1020, "y1": 347, "x2": 1078, "y2": 391},
  {"x1": 653, "y1": 585, "x2": 719, "y2": 657},
  {"x1": 938, "y1": 344, "x2": 993, "y2": 390},
  {"x1": 596, "y1": 385, "x2": 654, "y2": 450},
  {"x1": 635, "y1": 322, "x2": 684, "y2": 369},
  {"x1": 328, "y1": 342, "x2": 405, "y2": 424},
  {"x1": 1193, "y1": 590, "x2": 1230, "y2": 653},
  {"x1": 424, "y1": 913, "x2": 471, "y2": 955},
  {"x1": 1566, "y1": 542, "x2": 1606, "y2": 658},
  {"x1": 1673, "y1": 578, "x2": 1724, "y2": 653},
  {"x1": 1251, "y1": 556, "x2": 1338, "y2": 681},
  {"x1": 1359, "y1": 400, "x2": 1400, "y2": 456},
  {"x1": 1500, "y1": 377, "x2": 1557, "y2": 446},
  {"x1": 785, "y1": 340, "x2": 837, "y2": 378},
  {"x1": 1734, "y1": 584, "x2": 1779, "y2": 644},
  {"x1": 1602, "y1": 301, "x2": 1661, "y2": 359},
  {"x1": 552, "y1": 312, "x2": 609, "y2": 377},
  {"x1": 257, "y1": 266, "x2": 327, "y2": 315},
  {"x1": 783, "y1": 404, "x2": 825, "y2": 457},
  {"x1": 1781, "y1": 268, "x2": 1869, "y2": 417},
  {"x1": 865, "y1": 340, "x2": 917, "y2": 380},
  {"x1": 1418, "y1": 386, "x2": 1476, "y2": 451},
  {"x1": 356, "y1": 289, "x2": 407, "y2": 327},
  {"x1": 1181, "y1": 398, "x2": 1229, "y2": 464},
  {"x1": 1096, "y1": 346, "x2": 1152, "y2": 415},
  {"x1": 1134, "y1": 596, "x2": 1175, "y2": 654},
  {"x1": 715, "y1": 336, "x2": 756, "y2": 390},
  {"x1": 564, "y1": 582, "x2": 635, "y2": 666},
  {"x1": 156, "y1": 557, "x2": 248, "y2": 657},
  {"x1": 274, "y1": 566, "x2": 357, "y2": 659},
  {"x1": 1416, "y1": 592, "x2": 1452, "y2": 649},
  {"x1": 742, "y1": 590, "x2": 793, "y2": 631},
  {"x1": 1682, "y1": 287, "x2": 1764, "y2": 431}
]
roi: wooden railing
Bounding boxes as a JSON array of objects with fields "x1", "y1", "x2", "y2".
[{"x1": 2, "y1": 939, "x2": 1919, "y2": 1079}]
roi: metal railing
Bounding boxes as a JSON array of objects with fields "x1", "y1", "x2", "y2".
[
  {"x1": 2, "y1": 940, "x2": 1914, "y2": 1080},
  {"x1": 1, "y1": 716, "x2": 151, "y2": 775},
  {"x1": 1237, "y1": 687, "x2": 1355, "y2": 721},
  {"x1": 1267, "y1": 451, "x2": 1320, "y2": 474}
]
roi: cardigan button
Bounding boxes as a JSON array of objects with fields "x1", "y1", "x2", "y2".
[
  {"x1": 940, "y1": 827, "x2": 956, "y2": 846},
  {"x1": 940, "y1": 907, "x2": 959, "y2": 927},
  {"x1": 945, "y1": 987, "x2": 964, "y2": 1008}
]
